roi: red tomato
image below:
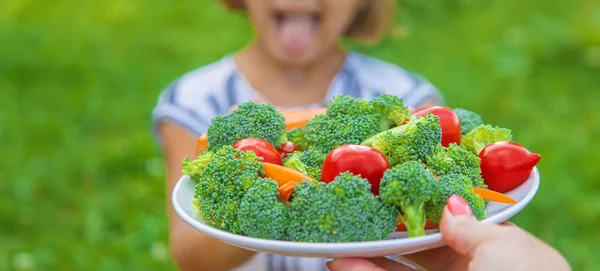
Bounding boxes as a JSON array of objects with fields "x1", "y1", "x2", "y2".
[
  {"x1": 233, "y1": 138, "x2": 283, "y2": 165},
  {"x1": 480, "y1": 141, "x2": 541, "y2": 193},
  {"x1": 277, "y1": 142, "x2": 299, "y2": 159},
  {"x1": 321, "y1": 145, "x2": 391, "y2": 195},
  {"x1": 412, "y1": 106, "x2": 461, "y2": 147}
]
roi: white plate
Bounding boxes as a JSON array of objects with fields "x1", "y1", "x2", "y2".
[{"x1": 172, "y1": 167, "x2": 540, "y2": 258}]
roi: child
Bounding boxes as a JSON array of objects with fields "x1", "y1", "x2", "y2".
[{"x1": 152, "y1": 1, "x2": 444, "y2": 270}]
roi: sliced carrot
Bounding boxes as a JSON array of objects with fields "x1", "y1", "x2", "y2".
[
  {"x1": 395, "y1": 216, "x2": 439, "y2": 231},
  {"x1": 283, "y1": 107, "x2": 327, "y2": 130},
  {"x1": 195, "y1": 134, "x2": 208, "y2": 156},
  {"x1": 278, "y1": 181, "x2": 297, "y2": 201},
  {"x1": 262, "y1": 162, "x2": 313, "y2": 187},
  {"x1": 473, "y1": 187, "x2": 517, "y2": 204}
]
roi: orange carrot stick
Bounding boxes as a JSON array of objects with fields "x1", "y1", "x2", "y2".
[
  {"x1": 262, "y1": 162, "x2": 313, "y2": 187},
  {"x1": 278, "y1": 181, "x2": 297, "y2": 201},
  {"x1": 473, "y1": 187, "x2": 517, "y2": 204},
  {"x1": 283, "y1": 107, "x2": 327, "y2": 130},
  {"x1": 195, "y1": 134, "x2": 208, "y2": 156}
]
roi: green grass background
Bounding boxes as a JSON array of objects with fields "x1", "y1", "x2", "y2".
[{"x1": 1, "y1": 0, "x2": 599, "y2": 270}]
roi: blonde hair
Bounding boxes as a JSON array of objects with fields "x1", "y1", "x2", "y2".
[{"x1": 219, "y1": 0, "x2": 396, "y2": 44}]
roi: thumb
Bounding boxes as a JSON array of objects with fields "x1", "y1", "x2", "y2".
[{"x1": 440, "y1": 195, "x2": 502, "y2": 258}]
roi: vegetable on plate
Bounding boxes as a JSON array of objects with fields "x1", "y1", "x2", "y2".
[
  {"x1": 283, "y1": 149, "x2": 327, "y2": 181},
  {"x1": 454, "y1": 108, "x2": 484, "y2": 135},
  {"x1": 278, "y1": 141, "x2": 300, "y2": 159},
  {"x1": 412, "y1": 106, "x2": 461, "y2": 147},
  {"x1": 480, "y1": 141, "x2": 541, "y2": 193},
  {"x1": 182, "y1": 95, "x2": 538, "y2": 243},
  {"x1": 321, "y1": 144, "x2": 391, "y2": 196},
  {"x1": 234, "y1": 138, "x2": 283, "y2": 165}
]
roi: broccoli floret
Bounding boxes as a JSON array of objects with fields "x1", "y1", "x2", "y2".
[
  {"x1": 379, "y1": 161, "x2": 436, "y2": 237},
  {"x1": 187, "y1": 145, "x2": 264, "y2": 234},
  {"x1": 426, "y1": 143, "x2": 487, "y2": 188},
  {"x1": 362, "y1": 114, "x2": 442, "y2": 167},
  {"x1": 287, "y1": 128, "x2": 308, "y2": 151},
  {"x1": 454, "y1": 108, "x2": 484, "y2": 135},
  {"x1": 304, "y1": 95, "x2": 414, "y2": 154},
  {"x1": 304, "y1": 96, "x2": 382, "y2": 154},
  {"x1": 326, "y1": 95, "x2": 376, "y2": 117},
  {"x1": 283, "y1": 149, "x2": 327, "y2": 180},
  {"x1": 462, "y1": 124, "x2": 513, "y2": 154},
  {"x1": 425, "y1": 174, "x2": 487, "y2": 224},
  {"x1": 287, "y1": 173, "x2": 397, "y2": 243},
  {"x1": 372, "y1": 94, "x2": 411, "y2": 131},
  {"x1": 207, "y1": 102, "x2": 287, "y2": 151},
  {"x1": 238, "y1": 178, "x2": 289, "y2": 240},
  {"x1": 182, "y1": 151, "x2": 214, "y2": 181},
  {"x1": 305, "y1": 113, "x2": 380, "y2": 154}
]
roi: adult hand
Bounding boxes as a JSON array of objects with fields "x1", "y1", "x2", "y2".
[{"x1": 327, "y1": 195, "x2": 571, "y2": 271}]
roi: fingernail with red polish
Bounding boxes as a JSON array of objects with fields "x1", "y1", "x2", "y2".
[
  {"x1": 325, "y1": 261, "x2": 332, "y2": 271},
  {"x1": 447, "y1": 194, "x2": 472, "y2": 216}
]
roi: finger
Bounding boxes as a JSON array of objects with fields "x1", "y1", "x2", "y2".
[
  {"x1": 328, "y1": 258, "x2": 387, "y2": 271},
  {"x1": 402, "y1": 246, "x2": 470, "y2": 271},
  {"x1": 440, "y1": 206, "x2": 502, "y2": 258},
  {"x1": 370, "y1": 257, "x2": 418, "y2": 271},
  {"x1": 228, "y1": 104, "x2": 238, "y2": 113}
]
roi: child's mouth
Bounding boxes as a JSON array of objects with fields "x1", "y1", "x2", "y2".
[{"x1": 274, "y1": 12, "x2": 321, "y2": 57}]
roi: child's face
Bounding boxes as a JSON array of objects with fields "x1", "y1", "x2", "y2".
[{"x1": 243, "y1": 0, "x2": 364, "y2": 66}]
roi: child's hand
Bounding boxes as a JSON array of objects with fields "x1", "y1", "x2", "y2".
[{"x1": 326, "y1": 195, "x2": 571, "y2": 271}]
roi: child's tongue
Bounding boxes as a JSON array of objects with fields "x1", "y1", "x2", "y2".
[{"x1": 278, "y1": 15, "x2": 316, "y2": 56}]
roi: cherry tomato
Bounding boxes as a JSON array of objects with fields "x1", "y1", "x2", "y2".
[
  {"x1": 412, "y1": 106, "x2": 461, "y2": 147},
  {"x1": 233, "y1": 138, "x2": 283, "y2": 165},
  {"x1": 321, "y1": 145, "x2": 391, "y2": 195},
  {"x1": 480, "y1": 141, "x2": 541, "y2": 193},
  {"x1": 277, "y1": 142, "x2": 299, "y2": 159}
]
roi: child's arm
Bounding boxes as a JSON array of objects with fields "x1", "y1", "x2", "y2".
[{"x1": 158, "y1": 121, "x2": 256, "y2": 271}]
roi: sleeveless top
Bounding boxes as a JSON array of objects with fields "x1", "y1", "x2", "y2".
[{"x1": 152, "y1": 51, "x2": 445, "y2": 271}]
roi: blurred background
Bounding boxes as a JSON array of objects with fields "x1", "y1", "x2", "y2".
[{"x1": 1, "y1": 0, "x2": 599, "y2": 270}]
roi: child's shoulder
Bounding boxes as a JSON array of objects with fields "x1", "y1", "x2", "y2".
[
  {"x1": 170, "y1": 56, "x2": 237, "y2": 102},
  {"x1": 346, "y1": 52, "x2": 443, "y2": 106},
  {"x1": 152, "y1": 56, "x2": 240, "y2": 136}
]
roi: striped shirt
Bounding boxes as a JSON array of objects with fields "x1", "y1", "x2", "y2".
[{"x1": 152, "y1": 51, "x2": 444, "y2": 271}]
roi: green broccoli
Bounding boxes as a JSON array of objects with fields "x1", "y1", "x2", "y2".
[
  {"x1": 304, "y1": 96, "x2": 382, "y2": 154},
  {"x1": 238, "y1": 178, "x2": 289, "y2": 240},
  {"x1": 379, "y1": 161, "x2": 436, "y2": 237},
  {"x1": 287, "y1": 127, "x2": 308, "y2": 151},
  {"x1": 425, "y1": 174, "x2": 487, "y2": 224},
  {"x1": 283, "y1": 149, "x2": 327, "y2": 180},
  {"x1": 326, "y1": 95, "x2": 376, "y2": 117},
  {"x1": 462, "y1": 124, "x2": 513, "y2": 154},
  {"x1": 287, "y1": 173, "x2": 397, "y2": 243},
  {"x1": 362, "y1": 114, "x2": 442, "y2": 167},
  {"x1": 182, "y1": 151, "x2": 214, "y2": 181},
  {"x1": 187, "y1": 145, "x2": 264, "y2": 234},
  {"x1": 207, "y1": 102, "x2": 287, "y2": 151},
  {"x1": 426, "y1": 143, "x2": 487, "y2": 188},
  {"x1": 304, "y1": 95, "x2": 414, "y2": 154},
  {"x1": 372, "y1": 94, "x2": 411, "y2": 131},
  {"x1": 304, "y1": 113, "x2": 380, "y2": 154},
  {"x1": 454, "y1": 108, "x2": 484, "y2": 135}
]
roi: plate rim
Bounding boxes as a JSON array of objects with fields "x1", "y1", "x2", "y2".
[{"x1": 172, "y1": 167, "x2": 539, "y2": 253}]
